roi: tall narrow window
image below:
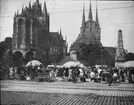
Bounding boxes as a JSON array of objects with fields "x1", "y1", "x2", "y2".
[{"x1": 90, "y1": 28, "x2": 92, "y2": 31}]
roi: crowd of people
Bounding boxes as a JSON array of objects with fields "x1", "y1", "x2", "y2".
[{"x1": 0, "y1": 63, "x2": 134, "y2": 85}]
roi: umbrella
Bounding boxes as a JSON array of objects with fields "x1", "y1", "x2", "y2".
[
  {"x1": 124, "y1": 61, "x2": 134, "y2": 68},
  {"x1": 62, "y1": 61, "x2": 78, "y2": 68},
  {"x1": 26, "y1": 60, "x2": 43, "y2": 67},
  {"x1": 76, "y1": 61, "x2": 86, "y2": 69}
]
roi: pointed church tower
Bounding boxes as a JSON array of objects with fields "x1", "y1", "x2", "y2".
[
  {"x1": 80, "y1": 1, "x2": 85, "y2": 33},
  {"x1": 29, "y1": 1, "x2": 31, "y2": 10},
  {"x1": 42, "y1": 0, "x2": 49, "y2": 31},
  {"x1": 43, "y1": 1, "x2": 48, "y2": 15},
  {"x1": 81, "y1": 4, "x2": 85, "y2": 27},
  {"x1": 95, "y1": 0, "x2": 101, "y2": 43},
  {"x1": 88, "y1": 0, "x2": 93, "y2": 21},
  {"x1": 95, "y1": 1, "x2": 99, "y2": 26},
  {"x1": 59, "y1": 27, "x2": 63, "y2": 39},
  {"x1": 115, "y1": 30, "x2": 125, "y2": 62}
]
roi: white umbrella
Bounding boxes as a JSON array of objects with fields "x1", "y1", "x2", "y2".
[
  {"x1": 124, "y1": 61, "x2": 134, "y2": 68},
  {"x1": 62, "y1": 61, "x2": 78, "y2": 68},
  {"x1": 76, "y1": 61, "x2": 86, "y2": 69},
  {"x1": 26, "y1": 60, "x2": 43, "y2": 67}
]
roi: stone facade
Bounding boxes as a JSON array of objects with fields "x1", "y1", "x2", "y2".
[{"x1": 12, "y1": 0, "x2": 67, "y2": 64}]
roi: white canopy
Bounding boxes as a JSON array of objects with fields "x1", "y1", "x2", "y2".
[
  {"x1": 62, "y1": 61, "x2": 86, "y2": 68},
  {"x1": 62, "y1": 61, "x2": 78, "y2": 68},
  {"x1": 26, "y1": 60, "x2": 43, "y2": 67},
  {"x1": 124, "y1": 61, "x2": 134, "y2": 67}
]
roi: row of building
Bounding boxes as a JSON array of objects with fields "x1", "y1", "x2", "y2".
[{"x1": 11, "y1": 0, "x2": 126, "y2": 67}]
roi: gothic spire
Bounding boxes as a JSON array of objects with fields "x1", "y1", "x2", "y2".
[
  {"x1": 60, "y1": 27, "x2": 62, "y2": 35},
  {"x1": 96, "y1": 0, "x2": 99, "y2": 26},
  {"x1": 43, "y1": 0, "x2": 47, "y2": 15},
  {"x1": 14, "y1": 11, "x2": 16, "y2": 17},
  {"x1": 88, "y1": 0, "x2": 93, "y2": 21},
  {"x1": 29, "y1": 1, "x2": 31, "y2": 9},
  {"x1": 65, "y1": 35, "x2": 67, "y2": 42},
  {"x1": 17, "y1": 10, "x2": 19, "y2": 15},
  {"x1": 59, "y1": 27, "x2": 63, "y2": 39},
  {"x1": 81, "y1": 1, "x2": 85, "y2": 27},
  {"x1": 22, "y1": 6, "x2": 24, "y2": 14}
]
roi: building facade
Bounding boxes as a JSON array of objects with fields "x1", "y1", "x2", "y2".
[{"x1": 12, "y1": 0, "x2": 67, "y2": 65}]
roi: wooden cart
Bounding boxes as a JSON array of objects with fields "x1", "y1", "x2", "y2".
[{"x1": 35, "y1": 70, "x2": 52, "y2": 82}]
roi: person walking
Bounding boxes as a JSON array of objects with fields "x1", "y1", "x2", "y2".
[{"x1": 108, "y1": 68, "x2": 114, "y2": 86}]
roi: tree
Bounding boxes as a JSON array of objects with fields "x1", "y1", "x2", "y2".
[
  {"x1": 125, "y1": 52, "x2": 134, "y2": 61},
  {"x1": 73, "y1": 42, "x2": 115, "y2": 67}
]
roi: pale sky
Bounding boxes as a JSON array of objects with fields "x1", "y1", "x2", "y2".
[{"x1": 0, "y1": 0, "x2": 134, "y2": 52}]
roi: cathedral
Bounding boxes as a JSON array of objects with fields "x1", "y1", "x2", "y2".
[
  {"x1": 73, "y1": 0, "x2": 101, "y2": 46},
  {"x1": 12, "y1": 0, "x2": 67, "y2": 65}
]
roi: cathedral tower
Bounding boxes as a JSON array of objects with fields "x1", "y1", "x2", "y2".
[
  {"x1": 73, "y1": 0, "x2": 101, "y2": 45},
  {"x1": 42, "y1": 1, "x2": 50, "y2": 31},
  {"x1": 80, "y1": 2, "x2": 85, "y2": 34}
]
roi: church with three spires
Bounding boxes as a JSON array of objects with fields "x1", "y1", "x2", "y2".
[
  {"x1": 70, "y1": 0, "x2": 119, "y2": 66},
  {"x1": 73, "y1": 0, "x2": 101, "y2": 46},
  {"x1": 12, "y1": 0, "x2": 68, "y2": 65}
]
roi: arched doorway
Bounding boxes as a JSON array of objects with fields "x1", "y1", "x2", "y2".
[
  {"x1": 25, "y1": 51, "x2": 34, "y2": 63},
  {"x1": 13, "y1": 51, "x2": 23, "y2": 67}
]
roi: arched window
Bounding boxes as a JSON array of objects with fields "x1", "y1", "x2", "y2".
[{"x1": 18, "y1": 18, "x2": 24, "y2": 47}]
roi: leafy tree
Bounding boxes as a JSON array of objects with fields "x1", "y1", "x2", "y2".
[
  {"x1": 125, "y1": 52, "x2": 134, "y2": 61},
  {"x1": 70, "y1": 42, "x2": 114, "y2": 67}
]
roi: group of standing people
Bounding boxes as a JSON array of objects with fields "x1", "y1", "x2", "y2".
[
  {"x1": 62, "y1": 66, "x2": 87, "y2": 83},
  {"x1": 89, "y1": 66, "x2": 134, "y2": 86}
]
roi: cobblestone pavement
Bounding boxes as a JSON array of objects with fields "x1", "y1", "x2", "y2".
[
  {"x1": 1, "y1": 80, "x2": 134, "y2": 105},
  {"x1": 1, "y1": 90, "x2": 134, "y2": 105}
]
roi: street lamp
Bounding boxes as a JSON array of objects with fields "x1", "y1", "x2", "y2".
[{"x1": 100, "y1": 46, "x2": 104, "y2": 81}]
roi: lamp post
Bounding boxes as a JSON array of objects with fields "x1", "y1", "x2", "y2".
[
  {"x1": 101, "y1": 48, "x2": 103, "y2": 70},
  {"x1": 101, "y1": 47, "x2": 103, "y2": 81}
]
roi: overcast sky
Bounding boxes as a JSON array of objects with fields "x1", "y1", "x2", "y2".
[{"x1": 0, "y1": 0, "x2": 134, "y2": 52}]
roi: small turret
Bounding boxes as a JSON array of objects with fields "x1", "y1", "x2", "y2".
[
  {"x1": 22, "y1": 5, "x2": 24, "y2": 14},
  {"x1": 17, "y1": 10, "x2": 19, "y2": 15}
]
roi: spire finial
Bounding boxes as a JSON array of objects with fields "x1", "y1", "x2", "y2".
[
  {"x1": 60, "y1": 27, "x2": 62, "y2": 35},
  {"x1": 17, "y1": 10, "x2": 19, "y2": 15},
  {"x1": 96, "y1": 0, "x2": 99, "y2": 26},
  {"x1": 43, "y1": 0, "x2": 47, "y2": 15},
  {"x1": 88, "y1": 0, "x2": 93, "y2": 21},
  {"x1": 22, "y1": 5, "x2": 24, "y2": 13},
  {"x1": 81, "y1": 0, "x2": 85, "y2": 27},
  {"x1": 65, "y1": 35, "x2": 67, "y2": 41},
  {"x1": 29, "y1": 1, "x2": 31, "y2": 9}
]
